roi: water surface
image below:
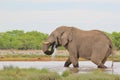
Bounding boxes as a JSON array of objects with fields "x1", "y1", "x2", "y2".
[{"x1": 0, "y1": 61, "x2": 119, "y2": 74}]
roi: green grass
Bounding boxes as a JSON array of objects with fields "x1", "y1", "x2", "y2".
[
  {"x1": 0, "y1": 66, "x2": 120, "y2": 80},
  {"x1": 109, "y1": 54, "x2": 120, "y2": 62},
  {"x1": 63, "y1": 69, "x2": 120, "y2": 80},
  {"x1": 0, "y1": 66, "x2": 61, "y2": 80}
]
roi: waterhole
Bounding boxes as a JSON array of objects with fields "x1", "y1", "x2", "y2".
[{"x1": 0, "y1": 61, "x2": 119, "y2": 74}]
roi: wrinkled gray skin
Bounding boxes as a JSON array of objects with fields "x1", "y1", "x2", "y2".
[{"x1": 42, "y1": 26, "x2": 112, "y2": 68}]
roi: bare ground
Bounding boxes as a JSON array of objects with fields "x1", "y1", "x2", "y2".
[{"x1": 0, "y1": 50, "x2": 119, "y2": 61}]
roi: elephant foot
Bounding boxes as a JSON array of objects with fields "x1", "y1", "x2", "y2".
[
  {"x1": 73, "y1": 63, "x2": 79, "y2": 68},
  {"x1": 64, "y1": 62, "x2": 71, "y2": 67},
  {"x1": 98, "y1": 65, "x2": 107, "y2": 68},
  {"x1": 64, "y1": 62, "x2": 79, "y2": 68}
]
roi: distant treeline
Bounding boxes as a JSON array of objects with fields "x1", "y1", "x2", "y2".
[
  {"x1": 0, "y1": 30, "x2": 120, "y2": 50},
  {"x1": 0, "y1": 30, "x2": 48, "y2": 50},
  {"x1": 107, "y1": 32, "x2": 120, "y2": 50}
]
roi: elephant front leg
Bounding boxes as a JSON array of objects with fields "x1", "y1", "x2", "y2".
[
  {"x1": 70, "y1": 54, "x2": 79, "y2": 68},
  {"x1": 73, "y1": 62, "x2": 79, "y2": 67},
  {"x1": 64, "y1": 57, "x2": 71, "y2": 67},
  {"x1": 64, "y1": 56, "x2": 79, "y2": 68},
  {"x1": 66, "y1": 45, "x2": 79, "y2": 68}
]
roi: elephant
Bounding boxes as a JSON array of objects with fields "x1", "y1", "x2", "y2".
[{"x1": 42, "y1": 26, "x2": 112, "y2": 68}]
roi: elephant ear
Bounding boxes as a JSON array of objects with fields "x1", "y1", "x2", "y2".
[{"x1": 61, "y1": 28, "x2": 72, "y2": 46}]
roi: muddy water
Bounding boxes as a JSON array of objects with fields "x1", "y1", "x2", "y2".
[{"x1": 0, "y1": 61, "x2": 119, "y2": 74}]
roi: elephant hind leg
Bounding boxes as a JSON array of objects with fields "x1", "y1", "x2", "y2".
[
  {"x1": 97, "y1": 57, "x2": 107, "y2": 68},
  {"x1": 98, "y1": 47, "x2": 111, "y2": 68},
  {"x1": 91, "y1": 57, "x2": 107, "y2": 68},
  {"x1": 98, "y1": 65, "x2": 107, "y2": 68},
  {"x1": 91, "y1": 45, "x2": 108, "y2": 68},
  {"x1": 102, "y1": 57, "x2": 107, "y2": 64}
]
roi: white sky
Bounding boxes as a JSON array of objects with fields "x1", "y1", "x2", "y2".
[{"x1": 0, "y1": 0, "x2": 120, "y2": 33}]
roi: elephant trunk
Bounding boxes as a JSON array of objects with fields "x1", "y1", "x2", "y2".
[{"x1": 42, "y1": 42, "x2": 55, "y2": 55}]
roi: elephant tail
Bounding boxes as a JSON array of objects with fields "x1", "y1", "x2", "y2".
[{"x1": 109, "y1": 44, "x2": 114, "y2": 69}]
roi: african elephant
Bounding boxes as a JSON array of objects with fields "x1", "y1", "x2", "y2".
[{"x1": 42, "y1": 26, "x2": 112, "y2": 68}]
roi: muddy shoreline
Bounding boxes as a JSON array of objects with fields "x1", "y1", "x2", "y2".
[
  {"x1": 1, "y1": 50, "x2": 119, "y2": 55},
  {"x1": 0, "y1": 50, "x2": 119, "y2": 61}
]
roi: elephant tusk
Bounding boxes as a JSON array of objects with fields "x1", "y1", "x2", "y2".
[{"x1": 43, "y1": 42, "x2": 50, "y2": 44}]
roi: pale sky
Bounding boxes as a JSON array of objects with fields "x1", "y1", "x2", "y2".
[{"x1": 0, "y1": 0, "x2": 120, "y2": 34}]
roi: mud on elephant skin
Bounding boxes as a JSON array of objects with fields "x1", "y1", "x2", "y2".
[{"x1": 42, "y1": 26, "x2": 113, "y2": 68}]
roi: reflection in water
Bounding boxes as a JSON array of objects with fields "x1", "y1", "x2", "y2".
[
  {"x1": 69, "y1": 68, "x2": 79, "y2": 73},
  {"x1": 0, "y1": 61, "x2": 119, "y2": 74},
  {"x1": 67, "y1": 66, "x2": 114, "y2": 74}
]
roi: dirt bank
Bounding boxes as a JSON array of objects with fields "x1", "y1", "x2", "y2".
[{"x1": 0, "y1": 50, "x2": 119, "y2": 61}]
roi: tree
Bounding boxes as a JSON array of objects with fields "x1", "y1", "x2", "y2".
[
  {"x1": 0, "y1": 30, "x2": 48, "y2": 50},
  {"x1": 111, "y1": 32, "x2": 120, "y2": 50}
]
